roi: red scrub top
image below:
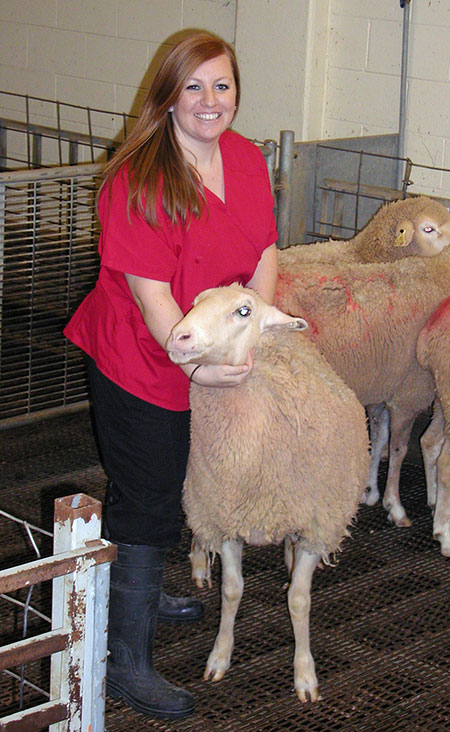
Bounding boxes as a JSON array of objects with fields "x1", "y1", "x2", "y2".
[{"x1": 64, "y1": 130, "x2": 278, "y2": 410}]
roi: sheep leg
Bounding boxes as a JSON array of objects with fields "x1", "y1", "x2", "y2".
[
  {"x1": 284, "y1": 535, "x2": 295, "y2": 577},
  {"x1": 382, "y1": 410, "x2": 416, "y2": 527},
  {"x1": 420, "y1": 400, "x2": 445, "y2": 510},
  {"x1": 189, "y1": 539, "x2": 212, "y2": 588},
  {"x1": 288, "y1": 546, "x2": 321, "y2": 703},
  {"x1": 433, "y1": 437, "x2": 450, "y2": 556},
  {"x1": 363, "y1": 403, "x2": 390, "y2": 506},
  {"x1": 204, "y1": 539, "x2": 244, "y2": 682}
]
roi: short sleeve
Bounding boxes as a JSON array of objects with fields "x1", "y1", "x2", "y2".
[{"x1": 98, "y1": 171, "x2": 178, "y2": 281}]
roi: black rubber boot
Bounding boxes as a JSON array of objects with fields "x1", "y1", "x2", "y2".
[
  {"x1": 106, "y1": 543, "x2": 195, "y2": 720},
  {"x1": 158, "y1": 591, "x2": 205, "y2": 624}
]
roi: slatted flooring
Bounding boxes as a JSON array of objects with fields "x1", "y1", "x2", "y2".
[{"x1": 1, "y1": 410, "x2": 449, "y2": 732}]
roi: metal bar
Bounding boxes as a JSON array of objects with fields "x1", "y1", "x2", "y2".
[
  {"x1": 0, "y1": 630, "x2": 68, "y2": 671},
  {"x1": 0, "y1": 540, "x2": 116, "y2": 594},
  {"x1": 68, "y1": 141, "x2": 78, "y2": 166},
  {"x1": 0, "y1": 401, "x2": 90, "y2": 431},
  {"x1": 261, "y1": 139, "x2": 277, "y2": 191},
  {"x1": 397, "y1": 0, "x2": 411, "y2": 188},
  {"x1": 25, "y1": 96, "x2": 31, "y2": 169},
  {"x1": 90, "y1": 561, "x2": 111, "y2": 731},
  {"x1": 0, "y1": 123, "x2": 6, "y2": 169},
  {"x1": 323, "y1": 178, "x2": 406, "y2": 199},
  {"x1": 276, "y1": 129, "x2": 294, "y2": 248},
  {"x1": 32, "y1": 133, "x2": 42, "y2": 169},
  {"x1": 0, "y1": 701, "x2": 67, "y2": 732},
  {"x1": 0, "y1": 162, "x2": 103, "y2": 184},
  {"x1": 56, "y1": 102, "x2": 63, "y2": 167},
  {"x1": 87, "y1": 108, "x2": 95, "y2": 163},
  {"x1": 50, "y1": 493, "x2": 114, "y2": 732}
]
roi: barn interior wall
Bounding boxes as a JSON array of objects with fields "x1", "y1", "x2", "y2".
[{"x1": 0, "y1": 0, "x2": 448, "y2": 196}]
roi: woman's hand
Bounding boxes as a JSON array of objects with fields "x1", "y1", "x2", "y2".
[{"x1": 189, "y1": 351, "x2": 253, "y2": 387}]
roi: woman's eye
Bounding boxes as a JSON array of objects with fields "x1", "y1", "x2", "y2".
[
  {"x1": 236, "y1": 306, "x2": 251, "y2": 317},
  {"x1": 216, "y1": 83, "x2": 229, "y2": 91},
  {"x1": 186, "y1": 84, "x2": 200, "y2": 91}
]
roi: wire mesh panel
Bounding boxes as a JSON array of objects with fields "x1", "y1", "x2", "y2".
[
  {"x1": 0, "y1": 90, "x2": 137, "y2": 169},
  {"x1": 0, "y1": 164, "x2": 103, "y2": 423}
]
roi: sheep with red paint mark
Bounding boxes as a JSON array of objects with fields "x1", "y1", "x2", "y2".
[
  {"x1": 417, "y1": 296, "x2": 450, "y2": 556},
  {"x1": 276, "y1": 242, "x2": 450, "y2": 528},
  {"x1": 167, "y1": 284, "x2": 369, "y2": 704},
  {"x1": 283, "y1": 196, "x2": 450, "y2": 501}
]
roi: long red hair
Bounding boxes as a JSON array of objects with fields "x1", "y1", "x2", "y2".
[{"x1": 101, "y1": 31, "x2": 241, "y2": 226}]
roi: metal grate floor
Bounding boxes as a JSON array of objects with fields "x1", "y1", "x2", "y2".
[{"x1": 1, "y1": 410, "x2": 449, "y2": 732}]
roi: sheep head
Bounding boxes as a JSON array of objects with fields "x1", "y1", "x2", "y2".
[
  {"x1": 166, "y1": 283, "x2": 308, "y2": 366},
  {"x1": 356, "y1": 196, "x2": 450, "y2": 262},
  {"x1": 391, "y1": 198, "x2": 450, "y2": 257}
]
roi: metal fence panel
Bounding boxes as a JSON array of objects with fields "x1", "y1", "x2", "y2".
[{"x1": 0, "y1": 165, "x2": 103, "y2": 424}]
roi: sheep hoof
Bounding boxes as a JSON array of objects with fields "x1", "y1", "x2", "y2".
[
  {"x1": 362, "y1": 487, "x2": 380, "y2": 506},
  {"x1": 295, "y1": 684, "x2": 320, "y2": 703},
  {"x1": 387, "y1": 510, "x2": 412, "y2": 528},
  {"x1": 204, "y1": 664, "x2": 227, "y2": 682}
]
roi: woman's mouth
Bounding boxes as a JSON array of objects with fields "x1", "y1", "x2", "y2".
[{"x1": 194, "y1": 112, "x2": 221, "y2": 121}]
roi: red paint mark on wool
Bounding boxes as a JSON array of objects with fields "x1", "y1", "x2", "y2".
[{"x1": 422, "y1": 296, "x2": 450, "y2": 333}]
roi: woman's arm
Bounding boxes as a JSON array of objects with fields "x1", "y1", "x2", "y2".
[
  {"x1": 125, "y1": 274, "x2": 251, "y2": 386},
  {"x1": 246, "y1": 243, "x2": 279, "y2": 304}
]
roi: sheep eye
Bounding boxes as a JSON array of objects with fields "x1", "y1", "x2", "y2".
[
  {"x1": 423, "y1": 225, "x2": 434, "y2": 233},
  {"x1": 236, "y1": 306, "x2": 251, "y2": 317}
]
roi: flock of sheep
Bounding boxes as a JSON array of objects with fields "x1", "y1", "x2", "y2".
[{"x1": 166, "y1": 195, "x2": 450, "y2": 704}]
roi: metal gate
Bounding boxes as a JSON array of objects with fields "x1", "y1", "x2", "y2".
[{"x1": 0, "y1": 493, "x2": 116, "y2": 731}]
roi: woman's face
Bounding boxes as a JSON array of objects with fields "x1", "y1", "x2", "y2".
[{"x1": 171, "y1": 54, "x2": 237, "y2": 152}]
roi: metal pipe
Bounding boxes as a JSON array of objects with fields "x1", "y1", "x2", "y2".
[
  {"x1": 277, "y1": 130, "x2": 295, "y2": 248},
  {"x1": 397, "y1": 0, "x2": 412, "y2": 188}
]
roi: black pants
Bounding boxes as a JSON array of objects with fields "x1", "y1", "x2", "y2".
[{"x1": 87, "y1": 358, "x2": 190, "y2": 547}]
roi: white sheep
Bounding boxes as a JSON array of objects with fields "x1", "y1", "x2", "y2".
[
  {"x1": 286, "y1": 195, "x2": 450, "y2": 503},
  {"x1": 276, "y1": 243, "x2": 450, "y2": 527},
  {"x1": 166, "y1": 284, "x2": 369, "y2": 703},
  {"x1": 295, "y1": 195, "x2": 450, "y2": 264},
  {"x1": 280, "y1": 196, "x2": 450, "y2": 524},
  {"x1": 416, "y1": 296, "x2": 450, "y2": 556}
]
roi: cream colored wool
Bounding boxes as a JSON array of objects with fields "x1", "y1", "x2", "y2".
[
  {"x1": 288, "y1": 196, "x2": 450, "y2": 265},
  {"x1": 276, "y1": 242, "x2": 450, "y2": 526},
  {"x1": 183, "y1": 328, "x2": 369, "y2": 561},
  {"x1": 417, "y1": 296, "x2": 450, "y2": 419},
  {"x1": 417, "y1": 297, "x2": 450, "y2": 556},
  {"x1": 276, "y1": 250, "x2": 450, "y2": 410}
]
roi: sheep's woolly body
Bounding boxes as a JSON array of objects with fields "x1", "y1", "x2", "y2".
[
  {"x1": 286, "y1": 196, "x2": 450, "y2": 264},
  {"x1": 275, "y1": 248, "x2": 450, "y2": 415},
  {"x1": 417, "y1": 297, "x2": 450, "y2": 422},
  {"x1": 183, "y1": 329, "x2": 369, "y2": 562}
]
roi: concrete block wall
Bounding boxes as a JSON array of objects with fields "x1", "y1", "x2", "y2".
[
  {"x1": 0, "y1": 0, "x2": 448, "y2": 195},
  {"x1": 0, "y1": 0, "x2": 237, "y2": 162},
  {"x1": 324, "y1": 0, "x2": 450, "y2": 197}
]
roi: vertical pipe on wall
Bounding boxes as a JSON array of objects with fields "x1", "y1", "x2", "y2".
[
  {"x1": 397, "y1": 0, "x2": 411, "y2": 189},
  {"x1": 277, "y1": 130, "x2": 295, "y2": 249}
]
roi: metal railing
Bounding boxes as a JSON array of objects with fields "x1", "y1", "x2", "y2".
[{"x1": 0, "y1": 493, "x2": 116, "y2": 732}]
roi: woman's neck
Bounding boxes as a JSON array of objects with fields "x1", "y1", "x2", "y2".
[{"x1": 183, "y1": 140, "x2": 225, "y2": 202}]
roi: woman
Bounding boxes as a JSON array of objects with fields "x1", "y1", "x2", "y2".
[{"x1": 64, "y1": 31, "x2": 278, "y2": 719}]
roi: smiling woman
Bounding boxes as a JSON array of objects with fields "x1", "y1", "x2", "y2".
[
  {"x1": 170, "y1": 54, "x2": 238, "y2": 199},
  {"x1": 63, "y1": 30, "x2": 279, "y2": 722}
]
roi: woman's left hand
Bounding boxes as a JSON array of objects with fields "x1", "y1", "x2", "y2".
[{"x1": 189, "y1": 351, "x2": 253, "y2": 387}]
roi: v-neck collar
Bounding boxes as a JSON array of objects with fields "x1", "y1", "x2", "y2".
[{"x1": 203, "y1": 135, "x2": 227, "y2": 206}]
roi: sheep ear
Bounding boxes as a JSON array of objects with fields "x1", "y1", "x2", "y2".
[
  {"x1": 394, "y1": 220, "x2": 414, "y2": 247},
  {"x1": 259, "y1": 305, "x2": 308, "y2": 332}
]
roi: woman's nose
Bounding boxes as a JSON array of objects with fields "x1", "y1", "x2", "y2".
[{"x1": 201, "y1": 87, "x2": 216, "y2": 106}]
